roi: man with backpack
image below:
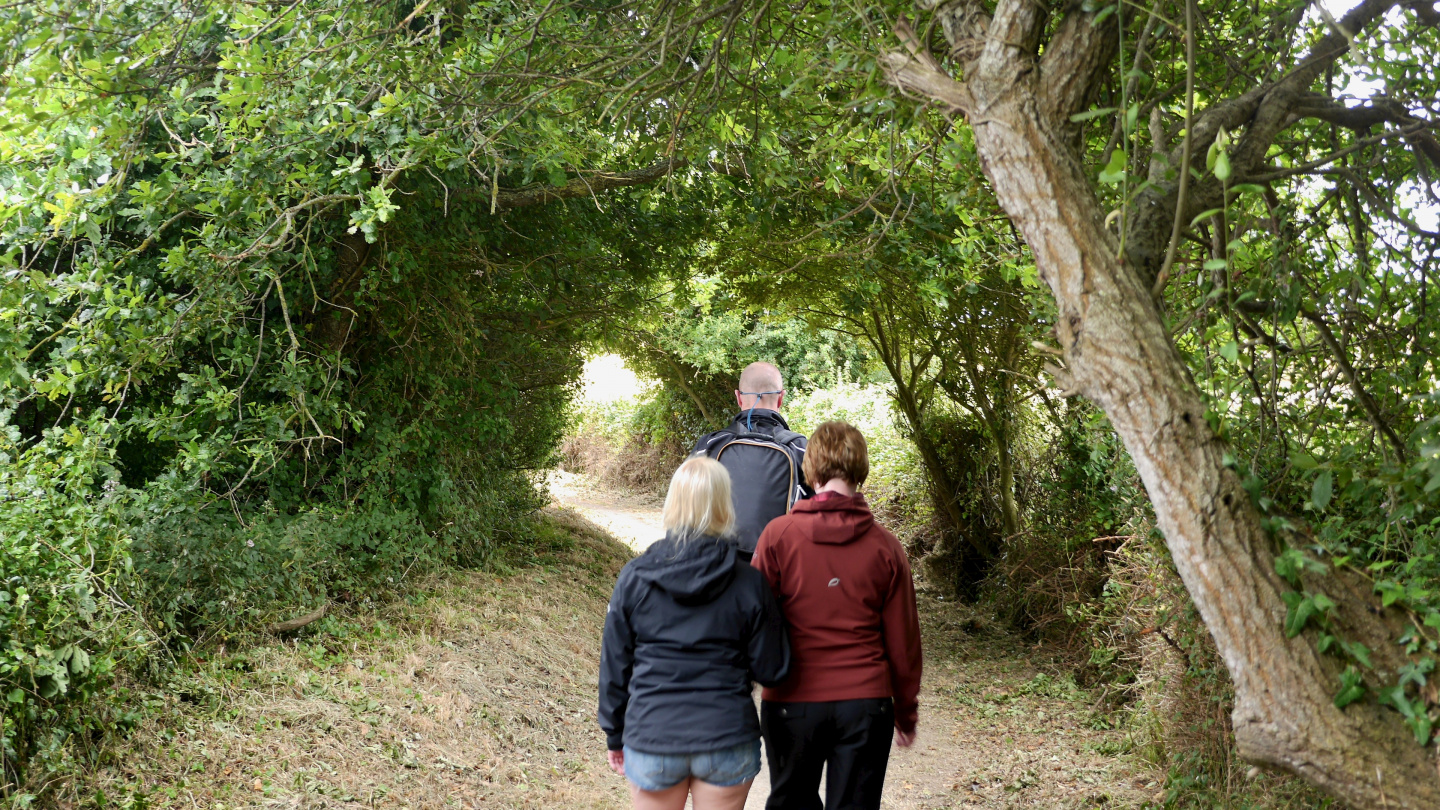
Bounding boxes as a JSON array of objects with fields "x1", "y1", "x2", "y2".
[{"x1": 690, "y1": 362, "x2": 811, "y2": 562}]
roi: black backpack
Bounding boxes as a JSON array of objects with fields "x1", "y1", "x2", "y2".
[{"x1": 691, "y1": 426, "x2": 808, "y2": 555}]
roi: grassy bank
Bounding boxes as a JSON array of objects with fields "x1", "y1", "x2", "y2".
[{"x1": 69, "y1": 510, "x2": 632, "y2": 810}]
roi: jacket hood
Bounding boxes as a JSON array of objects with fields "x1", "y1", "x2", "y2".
[
  {"x1": 790, "y1": 493, "x2": 875, "y2": 544},
  {"x1": 632, "y1": 534, "x2": 738, "y2": 604},
  {"x1": 727, "y1": 409, "x2": 790, "y2": 433}
]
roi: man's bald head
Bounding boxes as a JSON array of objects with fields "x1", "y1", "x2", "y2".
[{"x1": 736, "y1": 362, "x2": 785, "y2": 411}]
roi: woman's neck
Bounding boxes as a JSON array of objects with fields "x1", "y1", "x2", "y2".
[{"x1": 816, "y1": 478, "x2": 856, "y2": 497}]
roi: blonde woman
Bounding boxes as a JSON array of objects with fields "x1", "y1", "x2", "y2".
[{"x1": 599, "y1": 457, "x2": 791, "y2": 810}]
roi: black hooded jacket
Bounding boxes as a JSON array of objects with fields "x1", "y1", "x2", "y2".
[{"x1": 598, "y1": 533, "x2": 790, "y2": 754}]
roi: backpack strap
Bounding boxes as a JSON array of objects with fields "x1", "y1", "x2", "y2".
[
  {"x1": 771, "y1": 428, "x2": 805, "y2": 448},
  {"x1": 770, "y1": 429, "x2": 811, "y2": 502},
  {"x1": 691, "y1": 428, "x2": 737, "y2": 458},
  {"x1": 693, "y1": 427, "x2": 805, "y2": 465}
]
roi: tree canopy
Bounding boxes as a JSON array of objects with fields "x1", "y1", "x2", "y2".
[{"x1": 3, "y1": 0, "x2": 1439, "y2": 805}]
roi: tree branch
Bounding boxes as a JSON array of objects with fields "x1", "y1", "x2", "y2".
[
  {"x1": 1038, "y1": 4, "x2": 1120, "y2": 131},
  {"x1": 1247, "y1": 122, "x2": 1435, "y2": 182},
  {"x1": 1300, "y1": 306, "x2": 1409, "y2": 459},
  {"x1": 1126, "y1": 0, "x2": 1409, "y2": 283},
  {"x1": 1404, "y1": 0, "x2": 1440, "y2": 26},
  {"x1": 928, "y1": 0, "x2": 992, "y2": 64},
  {"x1": 982, "y1": 0, "x2": 1048, "y2": 68},
  {"x1": 456, "y1": 157, "x2": 686, "y2": 211},
  {"x1": 881, "y1": 17, "x2": 975, "y2": 114},
  {"x1": 1219, "y1": 0, "x2": 1407, "y2": 177},
  {"x1": 1237, "y1": 302, "x2": 1415, "y2": 459},
  {"x1": 1292, "y1": 94, "x2": 1440, "y2": 166},
  {"x1": 269, "y1": 604, "x2": 327, "y2": 634}
]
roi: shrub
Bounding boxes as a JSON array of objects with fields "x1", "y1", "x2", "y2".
[
  {"x1": 1, "y1": 417, "x2": 151, "y2": 798},
  {"x1": 995, "y1": 407, "x2": 1145, "y2": 641},
  {"x1": 562, "y1": 385, "x2": 692, "y2": 495},
  {"x1": 785, "y1": 383, "x2": 924, "y2": 501}
]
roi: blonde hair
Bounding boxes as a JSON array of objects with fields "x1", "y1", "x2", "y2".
[{"x1": 662, "y1": 457, "x2": 736, "y2": 540}]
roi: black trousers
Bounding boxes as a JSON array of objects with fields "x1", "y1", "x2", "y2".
[{"x1": 760, "y1": 698, "x2": 894, "y2": 810}]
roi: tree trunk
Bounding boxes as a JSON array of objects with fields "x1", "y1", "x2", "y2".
[
  {"x1": 873, "y1": 338, "x2": 993, "y2": 563},
  {"x1": 882, "y1": 2, "x2": 1440, "y2": 805},
  {"x1": 888, "y1": 372, "x2": 985, "y2": 560},
  {"x1": 662, "y1": 356, "x2": 713, "y2": 423},
  {"x1": 965, "y1": 386, "x2": 1020, "y2": 541},
  {"x1": 993, "y1": 419, "x2": 1019, "y2": 540},
  {"x1": 967, "y1": 81, "x2": 1439, "y2": 810}
]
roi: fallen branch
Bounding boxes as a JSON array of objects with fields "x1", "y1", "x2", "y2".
[{"x1": 269, "y1": 604, "x2": 328, "y2": 634}]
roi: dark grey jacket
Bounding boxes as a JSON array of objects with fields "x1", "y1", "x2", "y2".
[{"x1": 598, "y1": 534, "x2": 790, "y2": 753}]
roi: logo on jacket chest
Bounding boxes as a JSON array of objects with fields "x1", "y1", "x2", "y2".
[{"x1": 827, "y1": 577, "x2": 840, "y2": 587}]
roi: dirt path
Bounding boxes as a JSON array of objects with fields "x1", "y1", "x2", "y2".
[
  {"x1": 546, "y1": 476, "x2": 1158, "y2": 810},
  {"x1": 86, "y1": 484, "x2": 1158, "y2": 810},
  {"x1": 548, "y1": 470, "x2": 665, "y2": 552}
]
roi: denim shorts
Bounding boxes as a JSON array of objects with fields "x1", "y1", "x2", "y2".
[{"x1": 623, "y1": 738, "x2": 762, "y2": 791}]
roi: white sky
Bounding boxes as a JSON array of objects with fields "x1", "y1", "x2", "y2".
[
  {"x1": 580, "y1": 354, "x2": 652, "y2": 403},
  {"x1": 1307, "y1": 0, "x2": 1440, "y2": 232}
]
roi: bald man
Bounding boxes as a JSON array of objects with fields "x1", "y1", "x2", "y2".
[{"x1": 690, "y1": 362, "x2": 812, "y2": 561}]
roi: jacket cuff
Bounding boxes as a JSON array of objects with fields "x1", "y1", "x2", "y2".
[
  {"x1": 895, "y1": 704, "x2": 918, "y2": 735},
  {"x1": 606, "y1": 731, "x2": 624, "y2": 751}
]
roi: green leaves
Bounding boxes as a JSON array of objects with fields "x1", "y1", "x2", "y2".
[
  {"x1": 1275, "y1": 548, "x2": 1306, "y2": 585},
  {"x1": 1190, "y1": 208, "x2": 1223, "y2": 227},
  {"x1": 1379, "y1": 685, "x2": 1434, "y2": 745},
  {"x1": 1098, "y1": 149, "x2": 1127, "y2": 184},
  {"x1": 1334, "y1": 666, "x2": 1366, "y2": 708},
  {"x1": 1310, "y1": 470, "x2": 1333, "y2": 511},
  {"x1": 1281, "y1": 590, "x2": 1326, "y2": 638},
  {"x1": 1206, "y1": 126, "x2": 1232, "y2": 182},
  {"x1": 1398, "y1": 658, "x2": 1434, "y2": 690},
  {"x1": 0, "y1": 416, "x2": 143, "y2": 788},
  {"x1": 1218, "y1": 340, "x2": 1239, "y2": 364},
  {"x1": 1212, "y1": 151, "x2": 1232, "y2": 183},
  {"x1": 3, "y1": 0, "x2": 754, "y2": 789},
  {"x1": 1070, "y1": 107, "x2": 1118, "y2": 123},
  {"x1": 348, "y1": 184, "x2": 400, "y2": 242},
  {"x1": 1342, "y1": 640, "x2": 1373, "y2": 670}
]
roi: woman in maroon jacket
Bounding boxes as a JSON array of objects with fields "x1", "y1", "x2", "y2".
[{"x1": 751, "y1": 420, "x2": 922, "y2": 810}]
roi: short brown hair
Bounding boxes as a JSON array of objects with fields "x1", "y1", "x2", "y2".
[{"x1": 803, "y1": 421, "x2": 869, "y2": 488}]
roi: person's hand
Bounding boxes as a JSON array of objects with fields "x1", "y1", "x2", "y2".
[
  {"x1": 895, "y1": 728, "x2": 916, "y2": 748},
  {"x1": 607, "y1": 749, "x2": 625, "y2": 776}
]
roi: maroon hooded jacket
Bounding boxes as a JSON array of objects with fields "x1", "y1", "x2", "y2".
[{"x1": 751, "y1": 491, "x2": 922, "y2": 733}]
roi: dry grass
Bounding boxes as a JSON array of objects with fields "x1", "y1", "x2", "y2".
[
  {"x1": 1077, "y1": 535, "x2": 1331, "y2": 809},
  {"x1": 559, "y1": 432, "x2": 682, "y2": 497},
  {"x1": 900, "y1": 597, "x2": 1158, "y2": 809},
  {"x1": 80, "y1": 508, "x2": 634, "y2": 810}
]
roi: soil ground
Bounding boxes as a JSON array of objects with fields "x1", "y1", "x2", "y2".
[
  {"x1": 84, "y1": 477, "x2": 1161, "y2": 809},
  {"x1": 547, "y1": 471, "x2": 665, "y2": 552}
]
